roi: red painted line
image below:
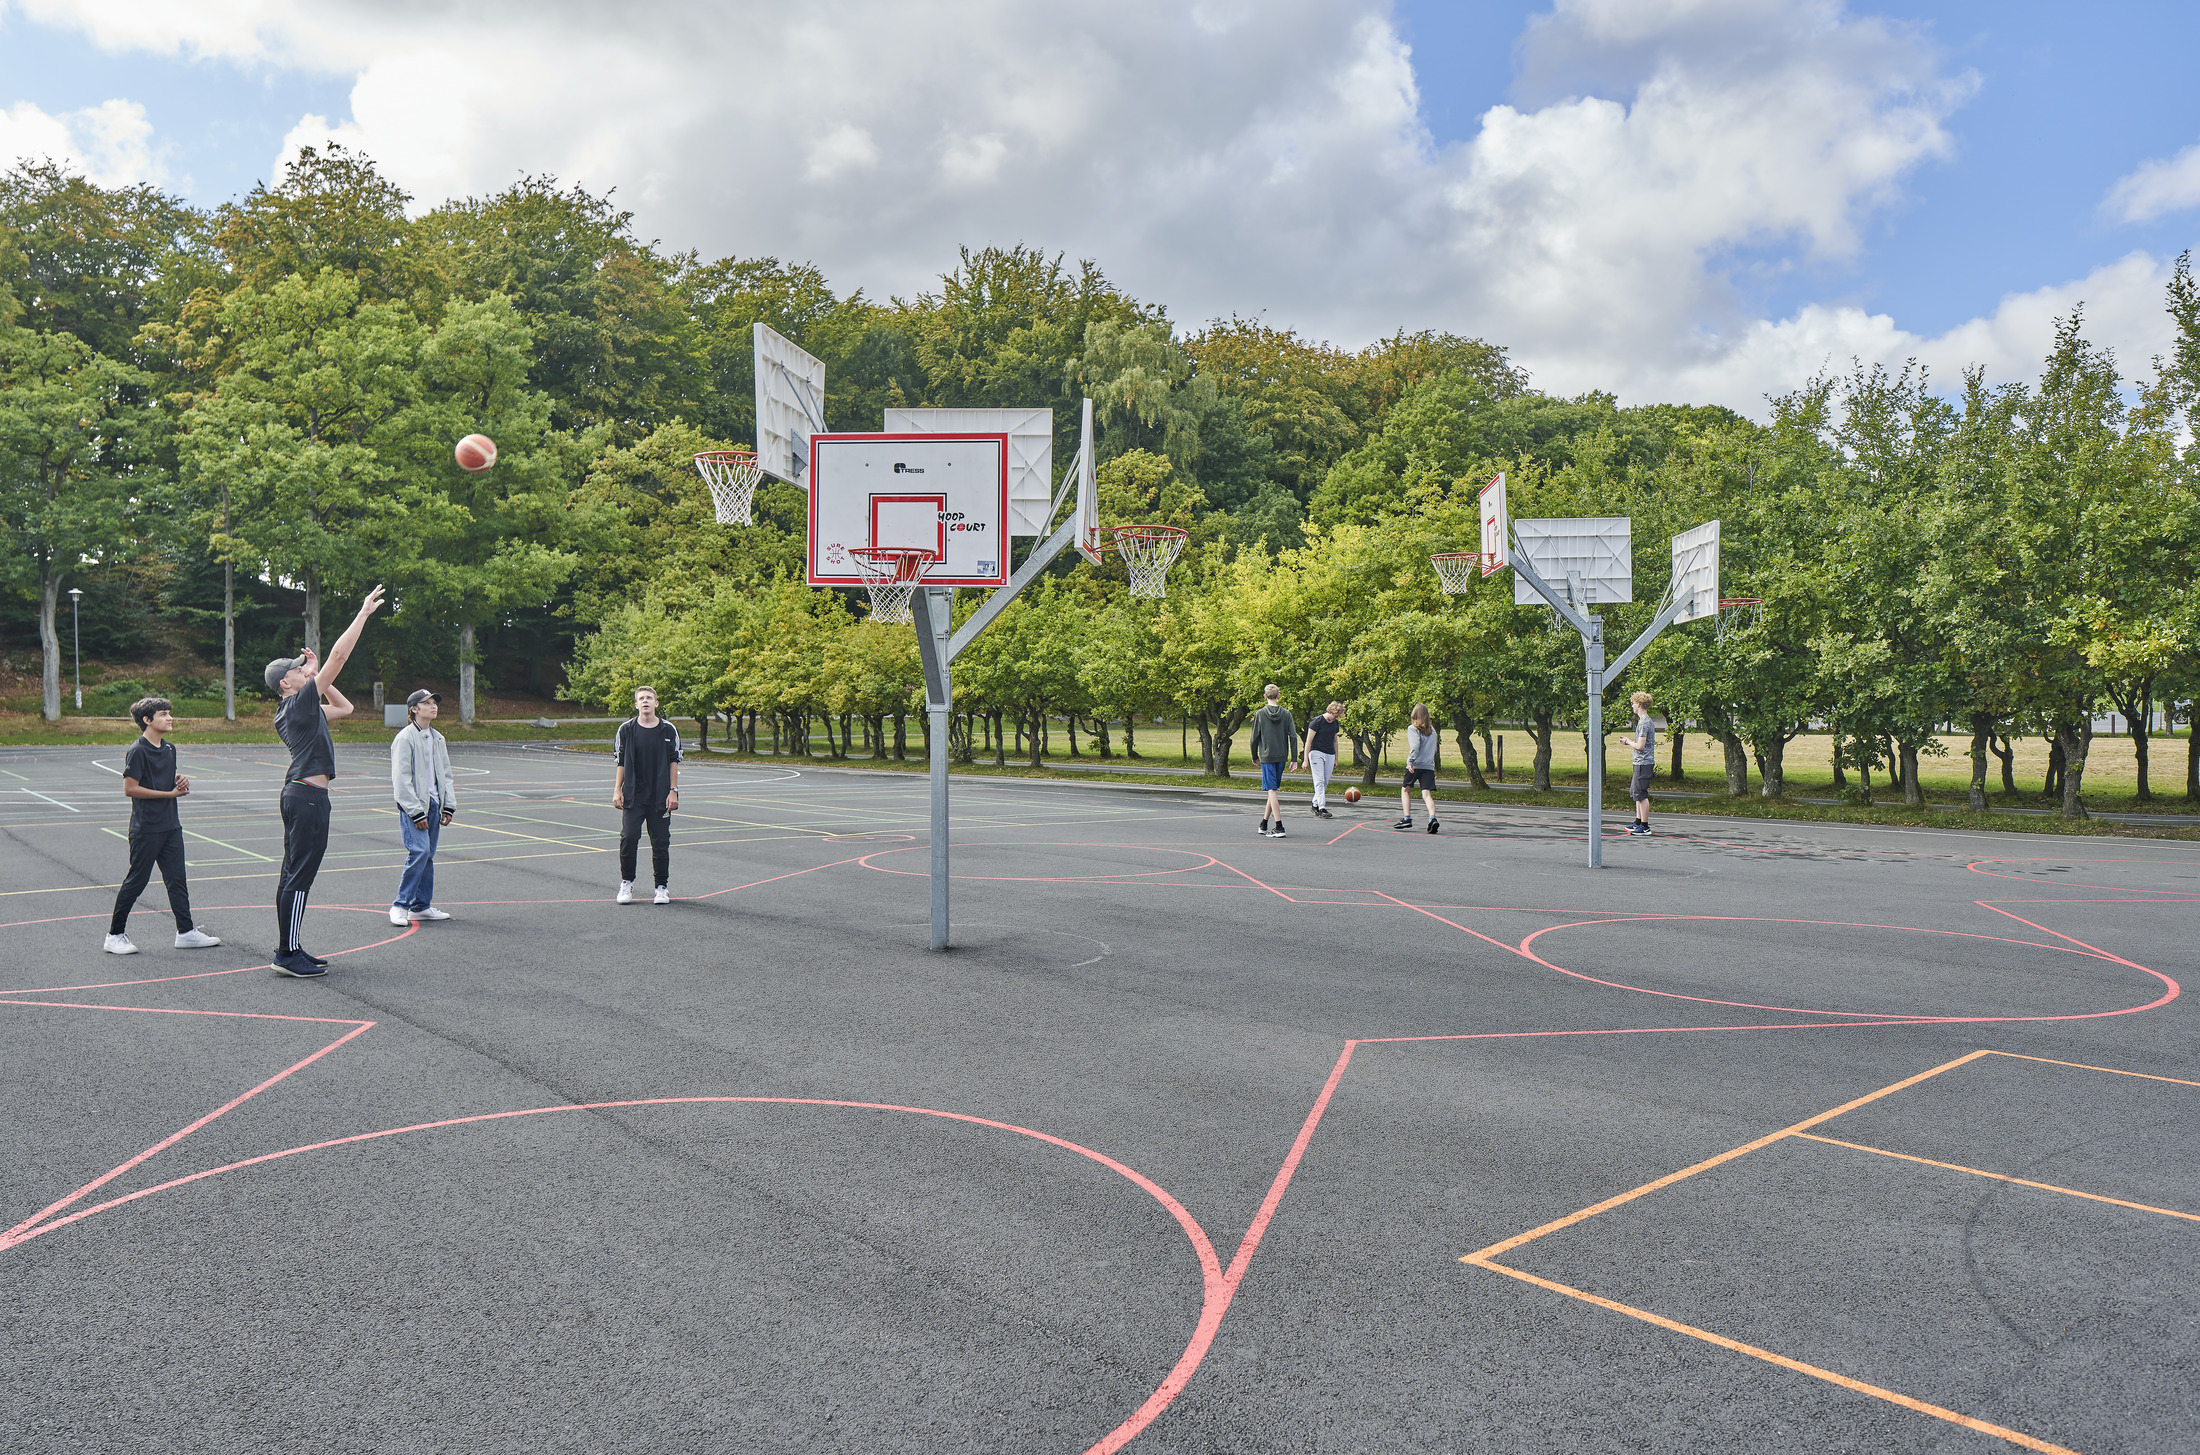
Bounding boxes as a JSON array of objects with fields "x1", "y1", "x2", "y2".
[
  {"x1": 1326, "y1": 821, "x2": 1367, "y2": 845},
  {"x1": 1207, "y1": 857, "x2": 1302, "y2": 903},
  {"x1": 0, "y1": 916, "x2": 419, "y2": 997},
  {"x1": 859, "y1": 844, "x2": 1224, "y2": 883},
  {"x1": 1085, "y1": 1041, "x2": 1359, "y2": 1455},
  {"x1": 1353, "y1": 1019, "x2": 1955, "y2": 1044},
  {"x1": 0, "y1": 999, "x2": 369, "y2": 1026},
  {"x1": 3, "y1": 1019, "x2": 375, "y2": 1242}
]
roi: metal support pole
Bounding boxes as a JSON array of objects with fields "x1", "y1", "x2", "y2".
[
  {"x1": 69, "y1": 589, "x2": 82, "y2": 710},
  {"x1": 913, "y1": 586, "x2": 954, "y2": 951},
  {"x1": 1586, "y1": 615, "x2": 1605, "y2": 869}
]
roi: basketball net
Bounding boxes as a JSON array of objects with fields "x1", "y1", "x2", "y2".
[
  {"x1": 1113, "y1": 525, "x2": 1189, "y2": 599},
  {"x1": 694, "y1": 450, "x2": 762, "y2": 526},
  {"x1": 1430, "y1": 551, "x2": 1492, "y2": 595},
  {"x1": 1715, "y1": 597, "x2": 1763, "y2": 644},
  {"x1": 847, "y1": 547, "x2": 936, "y2": 625}
]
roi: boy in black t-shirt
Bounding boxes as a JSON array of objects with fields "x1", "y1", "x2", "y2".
[
  {"x1": 263, "y1": 585, "x2": 384, "y2": 977},
  {"x1": 105, "y1": 697, "x2": 222, "y2": 955},
  {"x1": 612, "y1": 686, "x2": 682, "y2": 904},
  {"x1": 1301, "y1": 701, "x2": 1344, "y2": 818}
]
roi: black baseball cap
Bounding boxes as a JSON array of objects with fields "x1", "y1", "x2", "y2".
[{"x1": 406, "y1": 690, "x2": 441, "y2": 709}]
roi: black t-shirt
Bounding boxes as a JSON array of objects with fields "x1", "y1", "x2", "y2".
[
  {"x1": 615, "y1": 717, "x2": 683, "y2": 805},
  {"x1": 124, "y1": 736, "x2": 180, "y2": 832},
  {"x1": 274, "y1": 676, "x2": 337, "y2": 783},
  {"x1": 1306, "y1": 716, "x2": 1340, "y2": 755}
]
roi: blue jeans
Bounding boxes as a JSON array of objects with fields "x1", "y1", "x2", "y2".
[{"x1": 396, "y1": 801, "x2": 441, "y2": 911}]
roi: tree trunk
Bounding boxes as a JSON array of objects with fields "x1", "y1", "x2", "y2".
[
  {"x1": 1210, "y1": 706, "x2": 1246, "y2": 778},
  {"x1": 1094, "y1": 716, "x2": 1112, "y2": 759},
  {"x1": 840, "y1": 712, "x2": 853, "y2": 760},
  {"x1": 303, "y1": 569, "x2": 322, "y2": 657},
  {"x1": 223, "y1": 559, "x2": 237, "y2": 720},
  {"x1": 1529, "y1": 710, "x2": 1554, "y2": 792},
  {"x1": 2044, "y1": 736, "x2": 2063, "y2": 798},
  {"x1": 1450, "y1": 710, "x2": 1489, "y2": 790},
  {"x1": 1751, "y1": 733, "x2": 1789, "y2": 798},
  {"x1": 1027, "y1": 708, "x2": 1045, "y2": 769},
  {"x1": 1352, "y1": 731, "x2": 1385, "y2": 787},
  {"x1": 1990, "y1": 732, "x2": 2016, "y2": 794},
  {"x1": 39, "y1": 568, "x2": 62, "y2": 721},
  {"x1": 2054, "y1": 719, "x2": 2090, "y2": 819},
  {"x1": 1967, "y1": 712, "x2": 1991, "y2": 811},
  {"x1": 695, "y1": 714, "x2": 709, "y2": 751},
  {"x1": 1669, "y1": 730, "x2": 1683, "y2": 781},
  {"x1": 1195, "y1": 716, "x2": 1216, "y2": 774},
  {"x1": 1857, "y1": 755, "x2": 1873, "y2": 806},
  {"x1": 458, "y1": 622, "x2": 477, "y2": 725},
  {"x1": 992, "y1": 710, "x2": 1006, "y2": 768},
  {"x1": 1481, "y1": 728, "x2": 1495, "y2": 773},
  {"x1": 1899, "y1": 738, "x2": 1922, "y2": 807},
  {"x1": 893, "y1": 710, "x2": 907, "y2": 760},
  {"x1": 1126, "y1": 716, "x2": 1139, "y2": 759},
  {"x1": 1065, "y1": 712, "x2": 1080, "y2": 757},
  {"x1": 1830, "y1": 734, "x2": 1848, "y2": 791},
  {"x1": 2187, "y1": 713, "x2": 2198, "y2": 802}
]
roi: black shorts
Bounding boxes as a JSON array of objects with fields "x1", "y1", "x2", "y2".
[
  {"x1": 1629, "y1": 764, "x2": 1654, "y2": 802},
  {"x1": 1403, "y1": 767, "x2": 1437, "y2": 791}
]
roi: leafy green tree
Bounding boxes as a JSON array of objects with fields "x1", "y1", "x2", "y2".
[{"x1": 0, "y1": 325, "x2": 151, "y2": 717}]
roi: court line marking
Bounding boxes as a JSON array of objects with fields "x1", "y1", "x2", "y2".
[
  {"x1": 1794, "y1": 1133, "x2": 2200, "y2": 1224},
  {"x1": 1463, "y1": 1259, "x2": 2082, "y2": 1455},
  {"x1": 20, "y1": 788, "x2": 79, "y2": 812}
]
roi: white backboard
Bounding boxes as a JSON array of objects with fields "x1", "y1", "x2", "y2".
[
  {"x1": 1479, "y1": 474, "x2": 1507, "y2": 573},
  {"x1": 1075, "y1": 397, "x2": 1101, "y2": 564},
  {"x1": 807, "y1": 433, "x2": 1010, "y2": 588},
  {"x1": 755, "y1": 323, "x2": 826, "y2": 485},
  {"x1": 1514, "y1": 517, "x2": 1632, "y2": 606},
  {"x1": 885, "y1": 407, "x2": 1052, "y2": 537},
  {"x1": 1669, "y1": 519, "x2": 1721, "y2": 623}
]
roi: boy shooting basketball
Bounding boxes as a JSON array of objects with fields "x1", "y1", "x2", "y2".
[{"x1": 264, "y1": 585, "x2": 384, "y2": 977}]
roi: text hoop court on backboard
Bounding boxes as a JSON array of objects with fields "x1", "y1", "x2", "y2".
[{"x1": 806, "y1": 433, "x2": 1010, "y2": 589}]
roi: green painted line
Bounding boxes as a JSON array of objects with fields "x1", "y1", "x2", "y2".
[{"x1": 184, "y1": 827, "x2": 277, "y2": 862}]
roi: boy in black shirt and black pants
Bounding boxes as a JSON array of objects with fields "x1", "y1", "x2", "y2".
[
  {"x1": 105, "y1": 696, "x2": 223, "y2": 955},
  {"x1": 613, "y1": 686, "x2": 681, "y2": 904},
  {"x1": 263, "y1": 585, "x2": 384, "y2": 977}
]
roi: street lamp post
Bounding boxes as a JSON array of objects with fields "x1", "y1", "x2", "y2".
[{"x1": 67, "y1": 587, "x2": 82, "y2": 711}]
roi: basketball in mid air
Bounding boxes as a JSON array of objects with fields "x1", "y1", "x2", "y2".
[
  {"x1": 1343, "y1": 786, "x2": 1361, "y2": 803},
  {"x1": 455, "y1": 434, "x2": 498, "y2": 473}
]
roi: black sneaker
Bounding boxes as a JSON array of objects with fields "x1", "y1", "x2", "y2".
[
  {"x1": 1393, "y1": 817, "x2": 1414, "y2": 831},
  {"x1": 1258, "y1": 818, "x2": 1270, "y2": 836},
  {"x1": 274, "y1": 951, "x2": 328, "y2": 978},
  {"x1": 1427, "y1": 818, "x2": 1441, "y2": 834},
  {"x1": 1629, "y1": 822, "x2": 1651, "y2": 836},
  {"x1": 1270, "y1": 822, "x2": 1287, "y2": 838},
  {"x1": 1312, "y1": 806, "x2": 1332, "y2": 818}
]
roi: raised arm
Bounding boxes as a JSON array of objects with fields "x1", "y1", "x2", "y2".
[{"x1": 317, "y1": 585, "x2": 386, "y2": 693}]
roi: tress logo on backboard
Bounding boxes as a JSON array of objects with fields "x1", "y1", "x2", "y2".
[{"x1": 894, "y1": 462, "x2": 925, "y2": 474}]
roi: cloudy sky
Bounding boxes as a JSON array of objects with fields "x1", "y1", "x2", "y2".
[{"x1": 3, "y1": 0, "x2": 2197, "y2": 414}]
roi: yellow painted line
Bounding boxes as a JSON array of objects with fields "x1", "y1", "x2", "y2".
[
  {"x1": 184, "y1": 826, "x2": 276, "y2": 861},
  {"x1": 448, "y1": 819, "x2": 605, "y2": 851},
  {"x1": 1465, "y1": 1049, "x2": 1993, "y2": 1263},
  {"x1": 1795, "y1": 1134, "x2": 2200, "y2": 1224},
  {"x1": 1983, "y1": 1049, "x2": 2200, "y2": 1089},
  {"x1": 1463, "y1": 1258, "x2": 2084, "y2": 1455}
]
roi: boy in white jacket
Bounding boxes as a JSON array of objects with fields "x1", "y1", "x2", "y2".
[{"x1": 390, "y1": 690, "x2": 458, "y2": 924}]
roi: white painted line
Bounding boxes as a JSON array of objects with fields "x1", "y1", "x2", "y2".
[{"x1": 21, "y1": 788, "x2": 79, "y2": 813}]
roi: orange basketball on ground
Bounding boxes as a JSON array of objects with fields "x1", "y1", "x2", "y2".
[
  {"x1": 1343, "y1": 786, "x2": 1361, "y2": 802},
  {"x1": 455, "y1": 434, "x2": 497, "y2": 473}
]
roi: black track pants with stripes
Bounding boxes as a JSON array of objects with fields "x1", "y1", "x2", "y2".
[{"x1": 276, "y1": 782, "x2": 331, "y2": 954}]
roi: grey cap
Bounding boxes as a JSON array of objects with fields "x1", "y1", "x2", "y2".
[
  {"x1": 405, "y1": 689, "x2": 440, "y2": 709},
  {"x1": 263, "y1": 655, "x2": 306, "y2": 691}
]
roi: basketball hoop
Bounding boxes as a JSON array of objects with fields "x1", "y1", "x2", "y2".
[
  {"x1": 1113, "y1": 524, "x2": 1189, "y2": 598},
  {"x1": 1431, "y1": 551, "x2": 1494, "y2": 595},
  {"x1": 1714, "y1": 596, "x2": 1763, "y2": 643},
  {"x1": 846, "y1": 546, "x2": 937, "y2": 625},
  {"x1": 694, "y1": 449, "x2": 763, "y2": 526}
]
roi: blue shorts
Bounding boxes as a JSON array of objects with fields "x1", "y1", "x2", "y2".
[{"x1": 1261, "y1": 761, "x2": 1285, "y2": 791}]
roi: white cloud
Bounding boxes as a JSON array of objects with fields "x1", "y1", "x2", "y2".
[
  {"x1": 0, "y1": 97, "x2": 167, "y2": 187},
  {"x1": 14, "y1": 0, "x2": 2186, "y2": 416},
  {"x1": 2103, "y1": 140, "x2": 2200, "y2": 225}
]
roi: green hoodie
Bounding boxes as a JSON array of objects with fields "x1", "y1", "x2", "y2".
[{"x1": 1249, "y1": 702, "x2": 1297, "y2": 763}]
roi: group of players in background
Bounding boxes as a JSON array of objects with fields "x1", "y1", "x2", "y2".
[
  {"x1": 101, "y1": 587, "x2": 687, "y2": 974},
  {"x1": 101, "y1": 608, "x2": 1660, "y2": 965}
]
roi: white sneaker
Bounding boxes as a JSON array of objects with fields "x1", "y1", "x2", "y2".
[
  {"x1": 175, "y1": 928, "x2": 222, "y2": 948},
  {"x1": 415, "y1": 907, "x2": 451, "y2": 921},
  {"x1": 616, "y1": 881, "x2": 634, "y2": 904},
  {"x1": 652, "y1": 885, "x2": 670, "y2": 905},
  {"x1": 103, "y1": 933, "x2": 138, "y2": 955},
  {"x1": 390, "y1": 905, "x2": 411, "y2": 926}
]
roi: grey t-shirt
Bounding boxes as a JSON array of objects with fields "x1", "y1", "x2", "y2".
[
  {"x1": 1632, "y1": 713, "x2": 1657, "y2": 766},
  {"x1": 1405, "y1": 724, "x2": 1438, "y2": 770}
]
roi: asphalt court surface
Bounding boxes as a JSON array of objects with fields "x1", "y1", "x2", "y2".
[{"x1": 2, "y1": 742, "x2": 2195, "y2": 1453}]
